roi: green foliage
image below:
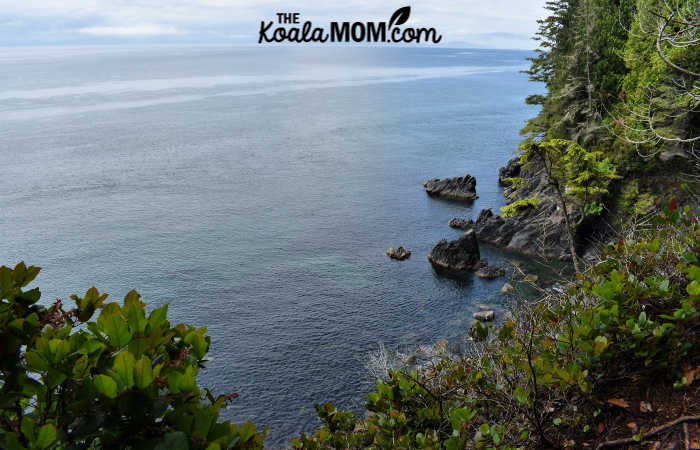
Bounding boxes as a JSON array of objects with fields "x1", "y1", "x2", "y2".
[
  {"x1": 521, "y1": 0, "x2": 635, "y2": 144},
  {"x1": 0, "y1": 265, "x2": 265, "y2": 449},
  {"x1": 294, "y1": 204, "x2": 699, "y2": 448},
  {"x1": 519, "y1": 139, "x2": 619, "y2": 224},
  {"x1": 616, "y1": 0, "x2": 700, "y2": 154},
  {"x1": 617, "y1": 179, "x2": 657, "y2": 216},
  {"x1": 501, "y1": 197, "x2": 540, "y2": 218}
]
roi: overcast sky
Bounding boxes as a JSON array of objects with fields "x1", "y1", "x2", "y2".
[{"x1": 0, "y1": 0, "x2": 547, "y2": 48}]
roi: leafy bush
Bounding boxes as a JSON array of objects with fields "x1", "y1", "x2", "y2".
[
  {"x1": 0, "y1": 266, "x2": 265, "y2": 449},
  {"x1": 500, "y1": 197, "x2": 540, "y2": 218},
  {"x1": 293, "y1": 203, "x2": 699, "y2": 448}
]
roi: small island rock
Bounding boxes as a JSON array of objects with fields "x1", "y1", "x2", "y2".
[
  {"x1": 473, "y1": 310, "x2": 495, "y2": 321},
  {"x1": 427, "y1": 229, "x2": 481, "y2": 271},
  {"x1": 475, "y1": 265, "x2": 506, "y2": 279},
  {"x1": 423, "y1": 174, "x2": 478, "y2": 201},
  {"x1": 386, "y1": 246, "x2": 411, "y2": 260},
  {"x1": 500, "y1": 282, "x2": 515, "y2": 294},
  {"x1": 448, "y1": 218, "x2": 475, "y2": 230}
]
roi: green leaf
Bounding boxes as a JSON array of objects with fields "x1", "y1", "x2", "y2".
[
  {"x1": 154, "y1": 431, "x2": 189, "y2": 450},
  {"x1": 46, "y1": 369, "x2": 67, "y2": 389},
  {"x1": 148, "y1": 304, "x2": 169, "y2": 331},
  {"x1": 593, "y1": 336, "x2": 609, "y2": 355},
  {"x1": 113, "y1": 351, "x2": 136, "y2": 388},
  {"x1": 514, "y1": 385, "x2": 529, "y2": 405},
  {"x1": 134, "y1": 356, "x2": 154, "y2": 389},
  {"x1": 35, "y1": 424, "x2": 56, "y2": 449},
  {"x1": 25, "y1": 351, "x2": 48, "y2": 371},
  {"x1": 450, "y1": 407, "x2": 476, "y2": 431},
  {"x1": 238, "y1": 422, "x2": 257, "y2": 443},
  {"x1": 97, "y1": 311, "x2": 132, "y2": 348},
  {"x1": 93, "y1": 374, "x2": 118, "y2": 399},
  {"x1": 20, "y1": 417, "x2": 36, "y2": 441},
  {"x1": 688, "y1": 281, "x2": 700, "y2": 297}
]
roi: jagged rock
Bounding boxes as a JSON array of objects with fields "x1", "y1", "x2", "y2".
[
  {"x1": 427, "y1": 229, "x2": 481, "y2": 271},
  {"x1": 498, "y1": 157, "x2": 521, "y2": 185},
  {"x1": 386, "y1": 246, "x2": 411, "y2": 260},
  {"x1": 473, "y1": 259, "x2": 487, "y2": 269},
  {"x1": 473, "y1": 310, "x2": 494, "y2": 321},
  {"x1": 475, "y1": 265, "x2": 506, "y2": 279},
  {"x1": 473, "y1": 156, "x2": 578, "y2": 261},
  {"x1": 500, "y1": 282, "x2": 515, "y2": 294},
  {"x1": 423, "y1": 174, "x2": 478, "y2": 201},
  {"x1": 448, "y1": 218, "x2": 475, "y2": 230}
]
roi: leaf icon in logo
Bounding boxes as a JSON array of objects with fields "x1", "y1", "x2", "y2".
[{"x1": 389, "y1": 6, "x2": 411, "y2": 27}]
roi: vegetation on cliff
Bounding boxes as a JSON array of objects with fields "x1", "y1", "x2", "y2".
[{"x1": 491, "y1": 0, "x2": 699, "y2": 266}]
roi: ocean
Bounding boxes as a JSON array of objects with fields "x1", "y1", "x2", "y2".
[{"x1": 0, "y1": 45, "x2": 543, "y2": 445}]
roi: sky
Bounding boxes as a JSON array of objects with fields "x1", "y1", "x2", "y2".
[{"x1": 0, "y1": 0, "x2": 547, "y2": 49}]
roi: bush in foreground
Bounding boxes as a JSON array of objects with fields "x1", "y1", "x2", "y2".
[{"x1": 0, "y1": 266, "x2": 264, "y2": 449}]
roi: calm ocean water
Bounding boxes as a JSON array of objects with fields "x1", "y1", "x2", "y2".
[{"x1": 0, "y1": 45, "x2": 543, "y2": 445}]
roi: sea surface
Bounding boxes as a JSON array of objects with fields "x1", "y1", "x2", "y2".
[{"x1": 0, "y1": 45, "x2": 543, "y2": 445}]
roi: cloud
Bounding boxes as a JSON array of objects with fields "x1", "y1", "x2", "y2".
[
  {"x1": 77, "y1": 24, "x2": 185, "y2": 36},
  {"x1": 0, "y1": 0, "x2": 547, "y2": 47}
]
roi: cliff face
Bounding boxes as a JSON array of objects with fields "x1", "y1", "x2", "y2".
[{"x1": 474, "y1": 157, "x2": 579, "y2": 261}]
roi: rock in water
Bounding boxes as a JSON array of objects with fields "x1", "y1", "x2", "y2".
[
  {"x1": 473, "y1": 310, "x2": 495, "y2": 321},
  {"x1": 448, "y1": 218, "x2": 475, "y2": 230},
  {"x1": 386, "y1": 246, "x2": 411, "y2": 260},
  {"x1": 475, "y1": 265, "x2": 506, "y2": 279},
  {"x1": 500, "y1": 282, "x2": 515, "y2": 294},
  {"x1": 427, "y1": 230, "x2": 481, "y2": 271},
  {"x1": 423, "y1": 174, "x2": 478, "y2": 201}
]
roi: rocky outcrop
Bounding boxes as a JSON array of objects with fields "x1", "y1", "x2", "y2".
[
  {"x1": 473, "y1": 310, "x2": 494, "y2": 321},
  {"x1": 498, "y1": 157, "x2": 521, "y2": 185},
  {"x1": 474, "y1": 157, "x2": 579, "y2": 261},
  {"x1": 423, "y1": 174, "x2": 478, "y2": 201},
  {"x1": 427, "y1": 229, "x2": 481, "y2": 271},
  {"x1": 475, "y1": 265, "x2": 506, "y2": 279},
  {"x1": 448, "y1": 218, "x2": 474, "y2": 230},
  {"x1": 500, "y1": 283, "x2": 514, "y2": 294},
  {"x1": 386, "y1": 246, "x2": 411, "y2": 260}
]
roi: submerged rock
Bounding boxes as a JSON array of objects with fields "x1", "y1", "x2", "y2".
[
  {"x1": 423, "y1": 174, "x2": 478, "y2": 201},
  {"x1": 427, "y1": 229, "x2": 481, "y2": 271},
  {"x1": 386, "y1": 246, "x2": 411, "y2": 260},
  {"x1": 475, "y1": 265, "x2": 506, "y2": 279},
  {"x1": 448, "y1": 218, "x2": 475, "y2": 230},
  {"x1": 500, "y1": 282, "x2": 515, "y2": 294},
  {"x1": 473, "y1": 310, "x2": 495, "y2": 322}
]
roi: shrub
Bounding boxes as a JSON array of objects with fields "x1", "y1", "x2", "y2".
[
  {"x1": 293, "y1": 202, "x2": 699, "y2": 448},
  {"x1": 500, "y1": 197, "x2": 540, "y2": 218},
  {"x1": 0, "y1": 266, "x2": 265, "y2": 449}
]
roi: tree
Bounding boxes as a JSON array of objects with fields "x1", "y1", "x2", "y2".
[
  {"x1": 615, "y1": 0, "x2": 700, "y2": 162},
  {"x1": 521, "y1": 0, "x2": 635, "y2": 145},
  {"x1": 518, "y1": 139, "x2": 619, "y2": 272},
  {"x1": 0, "y1": 262, "x2": 265, "y2": 449}
]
